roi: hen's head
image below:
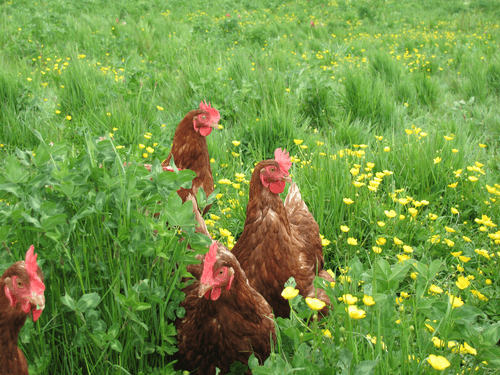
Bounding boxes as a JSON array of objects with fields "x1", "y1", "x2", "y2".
[
  {"x1": 198, "y1": 241, "x2": 235, "y2": 301},
  {"x1": 2, "y1": 245, "x2": 45, "y2": 321},
  {"x1": 193, "y1": 100, "x2": 220, "y2": 137},
  {"x1": 258, "y1": 148, "x2": 292, "y2": 194}
]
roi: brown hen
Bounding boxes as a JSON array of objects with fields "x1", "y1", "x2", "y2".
[
  {"x1": 176, "y1": 240, "x2": 275, "y2": 375},
  {"x1": 0, "y1": 246, "x2": 45, "y2": 375},
  {"x1": 231, "y1": 148, "x2": 334, "y2": 319},
  {"x1": 151, "y1": 101, "x2": 220, "y2": 217}
]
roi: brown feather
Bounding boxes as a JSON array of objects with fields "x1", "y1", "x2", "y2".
[
  {"x1": 176, "y1": 242, "x2": 275, "y2": 375},
  {"x1": 232, "y1": 161, "x2": 334, "y2": 319},
  {"x1": 162, "y1": 109, "x2": 214, "y2": 216}
]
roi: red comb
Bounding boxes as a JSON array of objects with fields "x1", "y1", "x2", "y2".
[
  {"x1": 25, "y1": 245, "x2": 45, "y2": 294},
  {"x1": 200, "y1": 241, "x2": 218, "y2": 284},
  {"x1": 275, "y1": 148, "x2": 292, "y2": 174},
  {"x1": 199, "y1": 100, "x2": 220, "y2": 125}
]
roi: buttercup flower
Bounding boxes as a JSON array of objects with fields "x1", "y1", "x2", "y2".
[
  {"x1": 305, "y1": 297, "x2": 326, "y2": 311},
  {"x1": 427, "y1": 355, "x2": 450, "y2": 370},
  {"x1": 281, "y1": 287, "x2": 299, "y2": 300}
]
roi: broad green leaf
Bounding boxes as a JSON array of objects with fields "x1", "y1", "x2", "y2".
[
  {"x1": 22, "y1": 213, "x2": 42, "y2": 228},
  {"x1": 109, "y1": 339, "x2": 123, "y2": 353},
  {"x1": 108, "y1": 322, "x2": 120, "y2": 339},
  {"x1": 481, "y1": 323, "x2": 500, "y2": 346},
  {"x1": 4, "y1": 154, "x2": 29, "y2": 184},
  {"x1": 0, "y1": 183, "x2": 24, "y2": 198},
  {"x1": 41, "y1": 214, "x2": 67, "y2": 231},
  {"x1": 354, "y1": 360, "x2": 378, "y2": 375},
  {"x1": 76, "y1": 292, "x2": 101, "y2": 313},
  {"x1": 61, "y1": 291, "x2": 76, "y2": 311}
]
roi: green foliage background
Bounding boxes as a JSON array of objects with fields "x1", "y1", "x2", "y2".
[{"x1": 1, "y1": 0, "x2": 500, "y2": 373}]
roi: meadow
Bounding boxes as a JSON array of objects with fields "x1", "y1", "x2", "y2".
[{"x1": 1, "y1": 0, "x2": 500, "y2": 373}]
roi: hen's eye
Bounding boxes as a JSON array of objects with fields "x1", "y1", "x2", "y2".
[
  {"x1": 218, "y1": 269, "x2": 224, "y2": 276},
  {"x1": 269, "y1": 167, "x2": 276, "y2": 173},
  {"x1": 16, "y1": 280, "x2": 24, "y2": 288}
]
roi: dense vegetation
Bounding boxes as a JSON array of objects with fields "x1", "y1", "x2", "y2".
[{"x1": 1, "y1": 0, "x2": 499, "y2": 373}]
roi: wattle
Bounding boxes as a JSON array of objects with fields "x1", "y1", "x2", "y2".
[
  {"x1": 269, "y1": 181, "x2": 285, "y2": 194},
  {"x1": 199, "y1": 126, "x2": 212, "y2": 137}
]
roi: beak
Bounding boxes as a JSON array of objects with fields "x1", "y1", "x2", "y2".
[
  {"x1": 198, "y1": 283, "x2": 213, "y2": 298},
  {"x1": 281, "y1": 174, "x2": 292, "y2": 183},
  {"x1": 29, "y1": 293, "x2": 46, "y2": 311}
]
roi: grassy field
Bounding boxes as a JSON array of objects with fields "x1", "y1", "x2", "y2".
[{"x1": 1, "y1": 0, "x2": 500, "y2": 373}]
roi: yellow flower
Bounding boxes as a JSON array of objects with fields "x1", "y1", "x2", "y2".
[
  {"x1": 452, "y1": 148, "x2": 458, "y2": 153},
  {"x1": 448, "y1": 182, "x2": 458, "y2": 188},
  {"x1": 347, "y1": 238, "x2": 358, "y2": 246},
  {"x1": 377, "y1": 221, "x2": 385, "y2": 227},
  {"x1": 321, "y1": 238, "x2": 331, "y2": 247},
  {"x1": 27, "y1": 77, "x2": 33, "y2": 81},
  {"x1": 305, "y1": 297, "x2": 326, "y2": 311},
  {"x1": 139, "y1": 144, "x2": 145, "y2": 149},
  {"x1": 231, "y1": 151, "x2": 240, "y2": 157},
  {"x1": 486, "y1": 279, "x2": 492, "y2": 285},
  {"x1": 428, "y1": 285, "x2": 443, "y2": 294},
  {"x1": 393, "y1": 237, "x2": 403, "y2": 245},
  {"x1": 411, "y1": 272, "x2": 418, "y2": 280},
  {"x1": 146, "y1": 147, "x2": 154, "y2": 153},
  {"x1": 343, "y1": 198, "x2": 354, "y2": 205},
  {"x1": 383, "y1": 146, "x2": 390, "y2": 152},
  {"x1": 468, "y1": 176, "x2": 479, "y2": 182},
  {"x1": 449, "y1": 294, "x2": 464, "y2": 308},
  {"x1": 115, "y1": 145, "x2": 124, "y2": 149},
  {"x1": 458, "y1": 255, "x2": 471, "y2": 262},
  {"x1": 433, "y1": 156, "x2": 441, "y2": 164},
  {"x1": 55, "y1": 110, "x2": 61, "y2": 114},
  {"x1": 219, "y1": 228, "x2": 232, "y2": 237},
  {"x1": 376, "y1": 238, "x2": 386, "y2": 246},
  {"x1": 403, "y1": 245, "x2": 413, "y2": 253},
  {"x1": 408, "y1": 207, "x2": 418, "y2": 217},
  {"x1": 471, "y1": 290, "x2": 488, "y2": 301},
  {"x1": 232, "y1": 140, "x2": 241, "y2": 146},
  {"x1": 398, "y1": 198, "x2": 409, "y2": 205},
  {"x1": 215, "y1": 193, "x2": 223, "y2": 199},
  {"x1": 322, "y1": 329, "x2": 332, "y2": 338},
  {"x1": 210, "y1": 214, "x2": 220, "y2": 221},
  {"x1": 281, "y1": 287, "x2": 299, "y2": 300},
  {"x1": 372, "y1": 246, "x2": 382, "y2": 254},
  {"x1": 218, "y1": 179, "x2": 232, "y2": 185},
  {"x1": 428, "y1": 213, "x2": 438, "y2": 220},
  {"x1": 66, "y1": 115, "x2": 72, "y2": 120},
  {"x1": 144, "y1": 134, "x2": 152, "y2": 139},
  {"x1": 479, "y1": 143, "x2": 486, "y2": 148},
  {"x1": 157, "y1": 105, "x2": 164, "y2": 111},
  {"x1": 293, "y1": 139, "x2": 303, "y2": 145},
  {"x1": 352, "y1": 181, "x2": 365, "y2": 188},
  {"x1": 463, "y1": 342, "x2": 477, "y2": 355},
  {"x1": 363, "y1": 295, "x2": 375, "y2": 306},
  {"x1": 445, "y1": 226, "x2": 455, "y2": 233},
  {"x1": 340, "y1": 225, "x2": 350, "y2": 232},
  {"x1": 456, "y1": 276, "x2": 470, "y2": 290},
  {"x1": 350, "y1": 167, "x2": 360, "y2": 176},
  {"x1": 444, "y1": 238, "x2": 455, "y2": 247},
  {"x1": 475, "y1": 249, "x2": 490, "y2": 259},
  {"x1": 427, "y1": 355, "x2": 450, "y2": 370},
  {"x1": 142, "y1": 153, "x2": 149, "y2": 158},
  {"x1": 347, "y1": 305, "x2": 366, "y2": 319},
  {"x1": 397, "y1": 254, "x2": 410, "y2": 262},
  {"x1": 450, "y1": 251, "x2": 462, "y2": 257},
  {"x1": 384, "y1": 210, "x2": 397, "y2": 218},
  {"x1": 340, "y1": 294, "x2": 358, "y2": 305},
  {"x1": 451, "y1": 207, "x2": 459, "y2": 214},
  {"x1": 431, "y1": 336, "x2": 445, "y2": 348},
  {"x1": 399, "y1": 214, "x2": 405, "y2": 220},
  {"x1": 444, "y1": 135, "x2": 454, "y2": 141}
]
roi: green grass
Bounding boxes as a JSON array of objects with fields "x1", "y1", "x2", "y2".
[{"x1": 1, "y1": 0, "x2": 500, "y2": 373}]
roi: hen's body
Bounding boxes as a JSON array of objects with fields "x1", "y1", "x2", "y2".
[
  {"x1": 232, "y1": 159, "x2": 333, "y2": 318},
  {"x1": 177, "y1": 242, "x2": 275, "y2": 375},
  {"x1": 162, "y1": 109, "x2": 215, "y2": 216},
  {"x1": 0, "y1": 249, "x2": 45, "y2": 375},
  {"x1": 0, "y1": 278, "x2": 29, "y2": 375}
]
